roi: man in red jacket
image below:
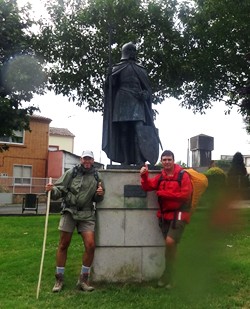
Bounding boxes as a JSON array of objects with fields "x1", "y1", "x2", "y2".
[{"x1": 140, "y1": 150, "x2": 193, "y2": 289}]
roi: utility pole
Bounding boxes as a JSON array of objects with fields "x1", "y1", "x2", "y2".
[{"x1": 187, "y1": 138, "x2": 190, "y2": 167}]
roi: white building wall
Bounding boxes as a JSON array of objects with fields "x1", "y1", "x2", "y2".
[{"x1": 49, "y1": 135, "x2": 74, "y2": 152}]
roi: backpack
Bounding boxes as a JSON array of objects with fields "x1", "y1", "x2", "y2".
[
  {"x1": 61, "y1": 165, "x2": 100, "y2": 210},
  {"x1": 67, "y1": 164, "x2": 100, "y2": 190},
  {"x1": 62, "y1": 164, "x2": 100, "y2": 204},
  {"x1": 158, "y1": 168, "x2": 208, "y2": 213},
  {"x1": 183, "y1": 169, "x2": 208, "y2": 212}
]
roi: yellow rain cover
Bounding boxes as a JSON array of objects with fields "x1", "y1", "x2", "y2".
[{"x1": 185, "y1": 169, "x2": 208, "y2": 211}]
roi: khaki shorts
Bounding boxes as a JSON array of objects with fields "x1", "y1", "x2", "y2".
[
  {"x1": 159, "y1": 219, "x2": 186, "y2": 243},
  {"x1": 58, "y1": 211, "x2": 95, "y2": 233}
]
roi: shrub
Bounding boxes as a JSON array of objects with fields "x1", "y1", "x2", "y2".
[
  {"x1": 227, "y1": 152, "x2": 249, "y2": 188},
  {"x1": 204, "y1": 167, "x2": 227, "y2": 189}
]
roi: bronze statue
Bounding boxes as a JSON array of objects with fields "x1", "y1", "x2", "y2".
[{"x1": 102, "y1": 42, "x2": 160, "y2": 165}]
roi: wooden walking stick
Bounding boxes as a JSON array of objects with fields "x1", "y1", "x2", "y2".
[{"x1": 36, "y1": 177, "x2": 52, "y2": 299}]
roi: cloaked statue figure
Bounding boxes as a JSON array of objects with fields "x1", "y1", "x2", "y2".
[{"x1": 102, "y1": 42, "x2": 160, "y2": 166}]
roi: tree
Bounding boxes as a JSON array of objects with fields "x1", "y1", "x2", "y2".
[
  {"x1": 0, "y1": 0, "x2": 46, "y2": 150},
  {"x1": 227, "y1": 152, "x2": 249, "y2": 188},
  {"x1": 35, "y1": 0, "x2": 249, "y2": 120},
  {"x1": 35, "y1": 0, "x2": 184, "y2": 112},
  {"x1": 179, "y1": 0, "x2": 250, "y2": 114}
]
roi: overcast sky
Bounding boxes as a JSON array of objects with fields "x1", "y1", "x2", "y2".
[{"x1": 31, "y1": 91, "x2": 250, "y2": 166}]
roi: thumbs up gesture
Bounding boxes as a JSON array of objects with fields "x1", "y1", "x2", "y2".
[
  {"x1": 96, "y1": 181, "x2": 104, "y2": 196},
  {"x1": 140, "y1": 162, "x2": 149, "y2": 175}
]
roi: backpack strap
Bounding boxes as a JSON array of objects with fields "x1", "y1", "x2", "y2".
[
  {"x1": 94, "y1": 169, "x2": 100, "y2": 187},
  {"x1": 67, "y1": 165, "x2": 99, "y2": 190},
  {"x1": 67, "y1": 165, "x2": 79, "y2": 191},
  {"x1": 157, "y1": 169, "x2": 185, "y2": 188},
  {"x1": 61, "y1": 165, "x2": 79, "y2": 210},
  {"x1": 177, "y1": 169, "x2": 185, "y2": 185}
]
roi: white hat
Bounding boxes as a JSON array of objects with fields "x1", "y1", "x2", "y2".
[{"x1": 81, "y1": 150, "x2": 94, "y2": 159}]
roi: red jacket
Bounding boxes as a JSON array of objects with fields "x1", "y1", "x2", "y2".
[{"x1": 141, "y1": 164, "x2": 193, "y2": 223}]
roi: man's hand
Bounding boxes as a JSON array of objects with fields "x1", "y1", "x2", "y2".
[
  {"x1": 96, "y1": 182, "x2": 105, "y2": 196},
  {"x1": 140, "y1": 163, "x2": 149, "y2": 176},
  {"x1": 45, "y1": 183, "x2": 54, "y2": 192}
]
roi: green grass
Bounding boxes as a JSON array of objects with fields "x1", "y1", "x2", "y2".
[{"x1": 1, "y1": 208, "x2": 250, "y2": 309}]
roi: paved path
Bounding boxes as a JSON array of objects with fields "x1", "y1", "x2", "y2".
[{"x1": 0, "y1": 203, "x2": 61, "y2": 216}]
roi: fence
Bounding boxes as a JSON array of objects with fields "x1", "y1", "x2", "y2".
[{"x1": 0, "y1": 177, "x2": 57, "y2": 195}]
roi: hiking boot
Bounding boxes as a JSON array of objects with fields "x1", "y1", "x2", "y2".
[
  {"x1": 76, "y1": 274, "x2": 95, "y2": 292},
  {"x1": 157, "y1": 271, "x2": 171, "y2": 288},
  {"x1": 52, "y1": 273, "x2": 64, "y2": 292}
]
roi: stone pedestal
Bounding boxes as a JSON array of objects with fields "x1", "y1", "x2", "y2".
[{"x1": 92, "y1": 168, "x2": 165, "y2": 282}]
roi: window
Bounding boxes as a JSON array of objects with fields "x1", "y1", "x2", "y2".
[
  {"x1": 13, "y1": 165, "x2": 32, "y2": 185},
  {"x1": 49, "y1": 145, "x2": 59, "y2": 151},
  {"x1": 0, "y1": 173, "x2": 8, "y2": 177},
  {"x1": 245, "y1": 157, "x2": 250, "y2": 167},
  {"x1": 0, "y1": 130, "x2": 24, "y2": 144}
]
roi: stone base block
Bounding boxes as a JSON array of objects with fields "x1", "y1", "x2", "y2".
[{"x1": 92, "y1": 246, "x2": 165, "y2": 282}]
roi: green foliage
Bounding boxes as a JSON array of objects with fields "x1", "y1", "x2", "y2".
[
  {"x1": 215, "y1": 160, "x2": 232, "y2": 172},
  {"x1": 204, "y1": 166, "x2": 226, "y2": 177},
  {"x1": 204, "y1": 166, "x2": 227, "y2": 188},
  {"x1": 34, "y1": 0, "x2": 250, "y2": 122},
  {"x1": 227, "y1": 152, "x2": 247, "y2": 176},
  {"x1": 203, "y1": 167, "x2": 227, "y2": 206},
  {"x1": 227, "y1": 152, "x2": 249, "y2": 188},
  {"x1": 0, "y1": 0, "x2": 46, "y2": 145},
  {"x1": 1, "y1": 0, "x2": 249, "y2": 137},
  {"x1": 180, "y1": 0, "x2": 250, "y2": 114},
  {"x1": 35, "y1": 0, "x2": 183, "y2": 111},
  {"x1": 176, "y1": 160, "x2": 187, "y2": 167}
]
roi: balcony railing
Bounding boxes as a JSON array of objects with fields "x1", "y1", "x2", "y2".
[{"x1": 0, "y1": 177, "x2": 57, "y2": 194}]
